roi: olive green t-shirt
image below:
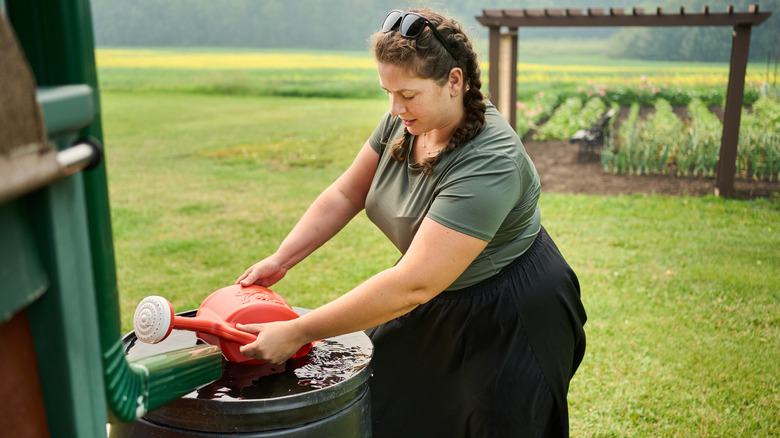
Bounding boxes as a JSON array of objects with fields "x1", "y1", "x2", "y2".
[{"x1": 365, "y1": 103, "x2": 541, "y2": 290}]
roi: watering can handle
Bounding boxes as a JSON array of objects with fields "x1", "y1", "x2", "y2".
[{"x1": 172, "y1": 315, "x2": 257, "y2": 345}]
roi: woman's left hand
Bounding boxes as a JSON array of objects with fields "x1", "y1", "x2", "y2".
[{"x1": 236, "y1": 320, "x2": 306, "y2": 364}]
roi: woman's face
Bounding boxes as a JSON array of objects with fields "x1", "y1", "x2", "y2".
[{"x1": 376, "y1": 61, "x2": 461, "y2": 136}]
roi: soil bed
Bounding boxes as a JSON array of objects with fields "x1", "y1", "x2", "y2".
[
  {"x1": 524, "y1": 139, "x2": 779, "y2": 200},
  {"x1": 523, "y1": 105, "x2": 778, "y2": 200}
]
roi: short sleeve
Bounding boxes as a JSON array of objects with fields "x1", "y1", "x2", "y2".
[{"x1": 427, "y1": 152, "x2": 523, "y2": 241}]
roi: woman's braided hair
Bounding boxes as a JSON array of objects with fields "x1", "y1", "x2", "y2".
[{"x1": 371, "y1": 8, "x2": 486, "y2": 175}]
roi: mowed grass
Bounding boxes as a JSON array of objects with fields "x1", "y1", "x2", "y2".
[
  {"x1": 102, "y1": 91, "x2": 779, "y2": 437},
  {"x1": 543, "y1": 194, "x2": 779, "y2": 436},
  {"x1": 102, "y1": 92, "x2": 395, "y2": 323}
]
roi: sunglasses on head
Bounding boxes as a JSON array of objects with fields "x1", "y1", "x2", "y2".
[{"x1": 381, "y1": 10, "x2": 458, "y2": 61}]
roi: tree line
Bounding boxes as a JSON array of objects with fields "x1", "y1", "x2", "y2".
[
  {"x1": 91, "y1": 0, "x2": 778, "y2": 62},
  {"x1": 610, "y1": 0, "x2": 779, "y2": 62}
]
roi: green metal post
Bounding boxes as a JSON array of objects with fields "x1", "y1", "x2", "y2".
[{"x1": 6, "y1": 0, "x2": 221, "y2": 432}]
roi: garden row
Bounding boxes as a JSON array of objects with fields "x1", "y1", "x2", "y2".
[
  {"x1": 601, "y1": 98, "x2": 778, "y2": 180},
  {"x1": 519, "y1": 84, "x2": 779, "y2": 181}
]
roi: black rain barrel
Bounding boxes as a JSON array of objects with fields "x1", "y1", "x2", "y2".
[{"x1": 110, "y1": 309, "x2": 373, "y2": 437}]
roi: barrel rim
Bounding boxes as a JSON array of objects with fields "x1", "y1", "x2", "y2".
[{"x1": 122, "y1": 308, "x2": 374, "y2": 432}]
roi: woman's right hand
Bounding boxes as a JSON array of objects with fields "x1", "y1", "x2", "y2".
[{"x1": 236, "y1": 256, "x2": 288, "y2": 288}]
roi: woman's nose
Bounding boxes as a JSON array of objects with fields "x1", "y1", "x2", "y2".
[{"x1": 389, "y1": 95, "x2": 405, "y2": 117}]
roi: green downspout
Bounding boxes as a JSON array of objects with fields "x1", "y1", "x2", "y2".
[{"x1": 7, "y1": 0, "x2": 221, "y2": 422}]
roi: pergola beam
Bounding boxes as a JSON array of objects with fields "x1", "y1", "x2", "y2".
[
  {"x1": 477, "y1": 6, "x2": 770, "y2": 27},
  {"x1": 476, "y1": 5, "x2": 771, "y2": 197}
]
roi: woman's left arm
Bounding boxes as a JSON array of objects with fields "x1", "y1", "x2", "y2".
[{"x1": 238, "y1": 217, "x2": 487, "y2": 363}]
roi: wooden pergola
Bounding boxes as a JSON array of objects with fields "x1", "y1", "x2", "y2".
[{"x1": 476, "y1": 5, "x2": 771, "y2": 197}]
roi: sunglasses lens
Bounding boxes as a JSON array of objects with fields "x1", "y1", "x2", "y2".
[
  {"x1": 400, "y1": 15, "x2": 426, "y2": 37},
  {"x1": 382, "y1": 10, "x2": 403, "y2": 32}
]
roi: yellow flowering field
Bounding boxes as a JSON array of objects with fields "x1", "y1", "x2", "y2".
[
  {"x1": 515, "y1": 63, "x2": 765, "y2": 88},
  {"x1": 96, "y1": 49, "x2": 377, "y2": 70},
  {"x1": 95, "y1": 48, "x2": 767, "y2": 88}
]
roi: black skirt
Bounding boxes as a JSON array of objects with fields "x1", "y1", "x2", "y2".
[{"x1": 366, "y1": 226, "x2": 587, "y2": 438}]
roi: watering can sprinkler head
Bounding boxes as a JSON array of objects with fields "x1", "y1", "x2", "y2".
[{"x1": 133, "y1": 296, "x2": 175, "y2": 344}]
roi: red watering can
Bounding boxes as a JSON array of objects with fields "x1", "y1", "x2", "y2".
[{"x1": 133, "y1": 284, "x2": 312, "y2": 364}]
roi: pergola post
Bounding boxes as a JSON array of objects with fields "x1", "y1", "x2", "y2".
[
  {"x1": 497, "y1": 28, "x2": 518, "y2": 129},
  {"x1": 488, "y1": 26, "x2": 500, "y2": 112},
  {"x1": 716, "y1": 23, "x2": 753, "y2": 197},
  {"x1": 487, "y1": 26, "x2": 519, "y2": 129}
]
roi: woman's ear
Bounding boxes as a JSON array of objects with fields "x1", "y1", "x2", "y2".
[{"x1": 448, "y1": 67, "x2": 464, "y2": 97}]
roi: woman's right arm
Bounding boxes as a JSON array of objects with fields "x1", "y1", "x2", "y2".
[{"x1": 237, "y1": 140, "x2": 379, "y2": 287}]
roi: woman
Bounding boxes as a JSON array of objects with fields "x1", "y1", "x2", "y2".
[{"x1": 236, "y1": 8, "x2": 587, "y2": 437}]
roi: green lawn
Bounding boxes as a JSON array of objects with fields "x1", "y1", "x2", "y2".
[{"x1": 101, "y1": 90, "x2": 779, "y2": 437}]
